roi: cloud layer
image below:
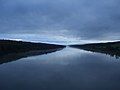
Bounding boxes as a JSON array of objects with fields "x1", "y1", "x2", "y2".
[{"x1": 0, "y1": 0, "x2": 120, "y2": 42}]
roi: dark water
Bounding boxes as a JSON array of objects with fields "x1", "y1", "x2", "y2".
[{"x1": 0, "y1": 47, "x2": 120, "y2": 90}]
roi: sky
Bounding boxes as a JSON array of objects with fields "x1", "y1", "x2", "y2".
[{"x1": 0, "y1": 0, "x2": 120, "y2": 44}]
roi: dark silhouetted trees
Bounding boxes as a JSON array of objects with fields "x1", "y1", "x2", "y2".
[{"x1": 70, "y1": 41, "x2": 120, "y2": 59}]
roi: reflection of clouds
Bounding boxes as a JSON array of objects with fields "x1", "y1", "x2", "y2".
[{"x1": 26, "y1": 47, "x2": 89, "y2": 65}]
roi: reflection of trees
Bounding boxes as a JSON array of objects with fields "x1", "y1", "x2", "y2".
[
  {"x1": 71, "y1": 42, "x2": 120, "y2": 59},
  {"x1": 0, "y1": 48, "x2": 63, "y2": 65},
  {"x1": 86, "y1": 48, "x2": 120, "y2": 59},
  {"x1": 0, "y1": 40, "x2": 65, "y2": 65}
]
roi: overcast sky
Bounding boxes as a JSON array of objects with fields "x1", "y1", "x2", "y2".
[{"x1": 0, "y1": 0, "x2": 120, "y2": 44}]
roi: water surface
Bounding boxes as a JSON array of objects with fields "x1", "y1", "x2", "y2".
[{"x1": 0, "y1": 47, "x2": 120, "y2": 90}]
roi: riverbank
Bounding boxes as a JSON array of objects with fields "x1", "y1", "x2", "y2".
[
  {"x1": 70, "y1": 41, "x2": 120, "y2": 58},
  {"x1": 0, "y1": 40, "x2": 65, "y2": 54},
  {"x1": 0, "y1": 40, "x2": 65, "y2": 64}
]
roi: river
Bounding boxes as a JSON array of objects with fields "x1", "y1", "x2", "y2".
[{"x1": 0, "y1": 47, "x2": 120, "y2": 90}]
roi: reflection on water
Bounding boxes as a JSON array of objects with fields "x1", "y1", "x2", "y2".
[
  {"x1": 71, "y1": 46, "x2": 120, "y2": 59},
  {"x1": 85, "y1": 48, "x2": 120, "y2": 59},
  {"x1": 0, "y1": 48, "x2": 63, "y2": 65},
  {"x1": 0, "y1": 47, "x2": 120, "y2": 90}
]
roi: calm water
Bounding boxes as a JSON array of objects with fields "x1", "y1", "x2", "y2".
[{"x1": 0, "y1": 47, "x2": 120, "y2": 90}]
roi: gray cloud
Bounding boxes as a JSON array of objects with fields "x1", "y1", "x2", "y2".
[{"x1": 0, "y1": 0, "x2": 120, "y2": 41}]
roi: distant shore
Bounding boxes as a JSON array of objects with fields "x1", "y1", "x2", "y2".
[
  {"x1": 0, "y1": 39, "x2": 66, "y2": 64},
  {"x1": 0, "y1": 39, "x2": 65, "y2": 54},
  {"x1": 70, "y1": 41, "x2": 120, "y2": 58}
]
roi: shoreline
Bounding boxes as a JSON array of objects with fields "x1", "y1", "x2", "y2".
[{"x1": 70, "y1": 41, "x2": 120, "y2": 58}]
